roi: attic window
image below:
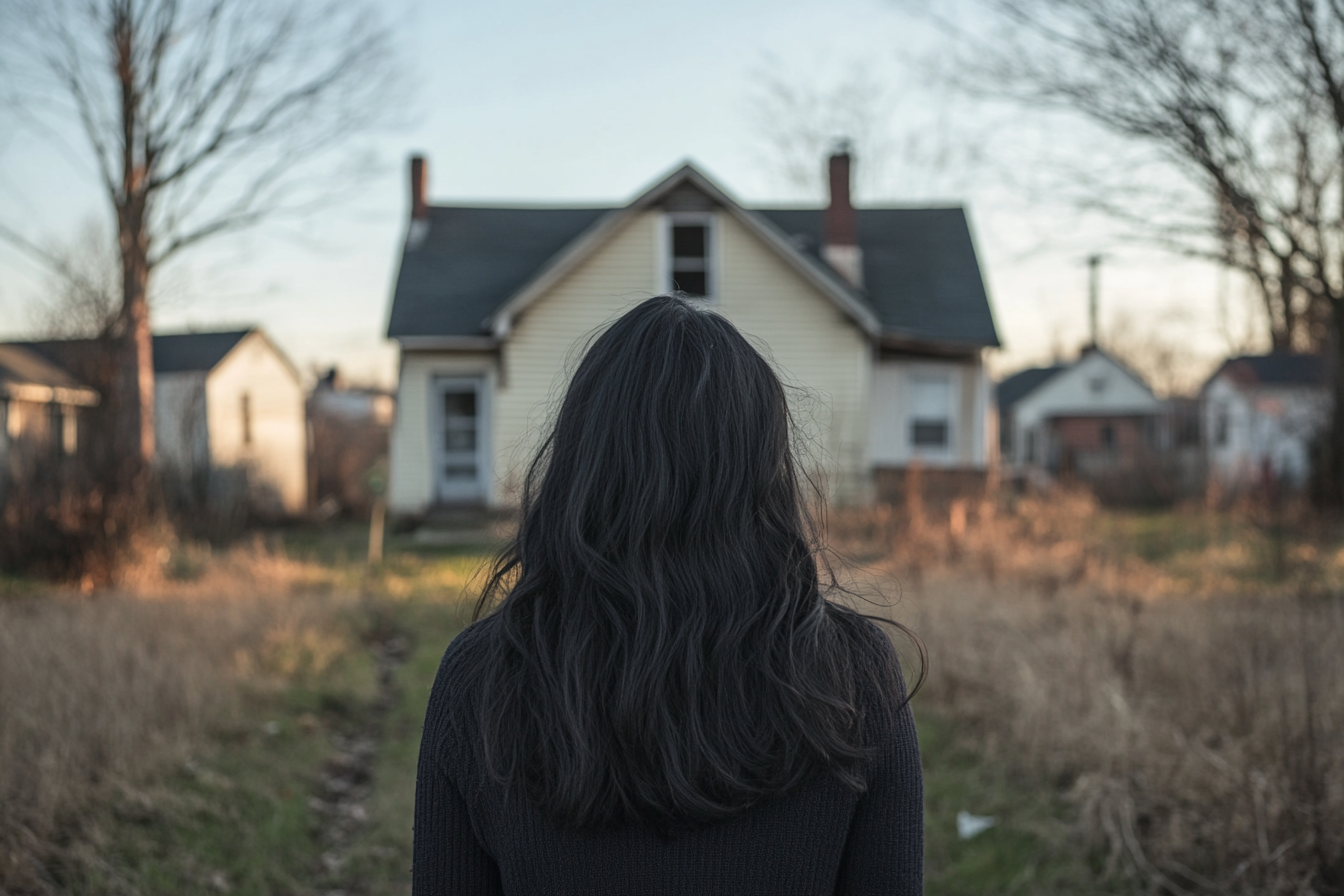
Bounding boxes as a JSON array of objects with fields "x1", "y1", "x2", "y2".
[{"x1": 667, "y1": 214, "x2": 713, "y2": 300}]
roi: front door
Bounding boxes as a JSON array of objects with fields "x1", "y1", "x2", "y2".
[{"x1": 432, "y1": 377, "x2": 487, "y2": 504}]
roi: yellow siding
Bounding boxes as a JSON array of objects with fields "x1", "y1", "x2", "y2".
[
  {"x1": 389, "y1": 350, "x2": 498, "y2": 513},
  {"x1": 206, "y1": 333, "x2": 308, "y2": 515},
  {"x1": 714, "y1": 212, "x2": 871, "y2": 502},
  {"x1": 492, "y1": 209, "x2": 871, "y2": 505}
]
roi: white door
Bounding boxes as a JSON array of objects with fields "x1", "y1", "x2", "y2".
[{"x1": 432, "y1": 377, "x2": 487, "y2": 504}]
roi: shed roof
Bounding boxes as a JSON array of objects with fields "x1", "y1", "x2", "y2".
[
  {"x1": 1208, "y1": 353, "x2": 1327, "y2": 390},
  {"x1": 386, "y1": 164, "x2": 999, "y2": 350},
  {"x1": 151, "y1": 330, "x2": 252, "y2": 373}
]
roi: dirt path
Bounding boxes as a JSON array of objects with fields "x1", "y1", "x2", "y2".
[{"x1": 310, "y1": 632, "x2": 410, "y2": 896}]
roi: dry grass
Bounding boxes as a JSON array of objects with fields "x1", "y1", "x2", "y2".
[
  {"x1": 836, "y1": 493, "x2": 1344, "y2": 894},
  {"x1": 0, "y1": 540, "x2": 363, "y2": 892}
]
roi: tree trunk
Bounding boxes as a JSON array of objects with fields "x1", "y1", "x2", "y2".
[
  {"x1": 116, "y1": 242, "x2": 154, "y2": 490},
  {"x1": 1324, "y1": 301, "x2": 1344, "y2": 508},
  {"x1": 113, "y1": 5, "x2": 154, "y2": 494}
]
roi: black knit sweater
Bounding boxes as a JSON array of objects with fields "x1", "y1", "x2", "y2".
[{"x1": 412, "y1": 617, "x2": 923, "y2": 895}]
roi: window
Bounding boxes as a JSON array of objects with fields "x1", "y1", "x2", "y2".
[
  {"x1": 1100, "y1": 423, "x2": 1115, "y2": 449},
  {"x1": 241, "y1": 393, "x2": 253, "y2": 445},
  {"x1": 1089, "y1": 376, "x2": 1108, "y2": 394},
  {"x1": 910, "y1": 375, "x2": 952, "y2": 451},
  {"x1": 1214, "y1": 403, "x2": 1229, "y2": 446},
  {"x1": 668, "y1": 215, "x2": 712, "y2": 299}
]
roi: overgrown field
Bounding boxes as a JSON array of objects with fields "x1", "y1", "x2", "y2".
[
  {"x1": 2, "y1": 498, "x2": 1342, "y2": 895},
  {"x1": 840, "y1": 492, "x2": 1344, "y2": 895}
]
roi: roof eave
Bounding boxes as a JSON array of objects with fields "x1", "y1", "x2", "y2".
[
  {"x1": 878, "y1": 332, "x2": 997, "y2": 356},
  {"x1": 397, "y1": 335, "x2": 500, "y2": 351},
  {"x1": 0, "y1": 381, "x2": 100, "y2": 407}
]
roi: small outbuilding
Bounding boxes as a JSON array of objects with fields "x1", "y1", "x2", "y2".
[
  {"x1": 154, "y1": 329, "x2": 309, "y2": 516},
  {"x1": 1202, "y1": 353, "x2": 1328, "y2": 492}
]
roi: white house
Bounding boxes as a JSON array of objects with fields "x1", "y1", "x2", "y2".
[
  {"x1": 1203, "y1": 354, "x2": 1328, "y2": 490},
  {"x1": 0, "y1": 343, "x2": 99, "y2": 484},
  {"x1": 998, "y1": 347, "x2": 1163, "y2": 480},
  {"x1": 154, "y1": 329, "x2": 308, "y2": 515},
  {"x1": 384, "y1": 152, "x2": 1001, "y2": 514}
]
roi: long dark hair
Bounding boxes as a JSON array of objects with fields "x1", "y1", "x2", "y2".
[{"x1": 471, "y1": 294, "x2": 918, "y2": 831}]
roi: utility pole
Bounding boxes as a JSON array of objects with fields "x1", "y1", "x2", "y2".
[{"x1": 1087, "y1": 254, "x2": 1103, "y2": 348}]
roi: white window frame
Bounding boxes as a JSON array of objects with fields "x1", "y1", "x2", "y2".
[
  {"x1": 907, "y1": 371, "x2": 956, "y2": 458},
  {"x1": 660, "y1": 212, "x2": 718, "y2": 303}
]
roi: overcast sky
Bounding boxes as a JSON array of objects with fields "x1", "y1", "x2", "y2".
[{"x1": 0, "y1": 0, "x2": 1264, "y2": 391}]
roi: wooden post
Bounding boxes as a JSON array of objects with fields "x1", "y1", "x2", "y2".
[{"x1": 368, "y1": 498, "x2": 386, "y2": 565}]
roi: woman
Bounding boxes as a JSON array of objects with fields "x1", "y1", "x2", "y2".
[{"x1": 413, "y1": 295, "x2": 923, "y2": 895}]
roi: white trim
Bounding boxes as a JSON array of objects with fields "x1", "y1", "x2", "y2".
[
  {"x1": 429, "y1": 374, "x2": 492, "y2": 504},
  {"x1": 0, "y1": 382, "x2": 99, "y2": 407},
  {"x1": 906, "y1": 366, "x2": 957, "y2": 461},
  {"x1": 662, "y1": 211, "x2": 718, "y2": 303}
]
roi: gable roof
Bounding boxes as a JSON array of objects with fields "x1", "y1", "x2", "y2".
[
  {"x1": 1207, "y1": 353, "x2": 1327, "y2": 391},
  {"x1": 152, "y1": 330, "x2": 252, "y2": 373},
  {"x1": 996, "y1": 364, "x2": 1065, "y2": 416},
  {"x1": 8, "y1": 328, "x2": 285, "y2": 383},
  {"x1": 386, "y1": 162, "x2": 999, "y2": 349},
  {"x1": 388, "y1": 207, "x2": 612, "y2": 343},
  {"x1": 0, "y1": 343, "x2": 99, "y2": 406}
]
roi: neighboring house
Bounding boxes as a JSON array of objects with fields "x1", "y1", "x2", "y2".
[
  {"x1": 1203, "y1": 353, "x2": 1329, "y2": 491},
  {"x1": 154, "y1": 330, "x2": 308, "y2": 516},
  {"x1": 998, "y1": 346, "x2": 1163, "y2": 483},
  {"x1": 384, "y1": 151, "x2": 1001, "y2": 514},
  {"x1": 309, "y1": 367, "x2": 395, "y2": 516},
  {"x1": 0, "y1": 344, "x2": 99, "y2": 482}
]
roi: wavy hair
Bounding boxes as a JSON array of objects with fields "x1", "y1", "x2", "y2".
[{"x1": 471, "y1": 294, "x2": 920, "y2": 831}]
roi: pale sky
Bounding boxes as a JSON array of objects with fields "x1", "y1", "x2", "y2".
[{"x1": 0, "y1": 0, "x2": 1265, "y2": 392}]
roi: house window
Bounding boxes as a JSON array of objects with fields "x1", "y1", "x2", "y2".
[
  {"x1": 241, "y1": 393, "x2": 253, "y2": 445},
  {"x1": 1100, "y1": 423, "x2": 1115, "y2": 449},
  {"x1": 1214, "y1": 403, "x2": 1229, "y2": 446},
  {"x1": 1089, "y1": 376, "x2": 1108, "y2": 394},
  {"x1": 667, "y1": 215, "x2": 713, "y2": 299},
  {"x1": 910, "y1": 375, "x2": 952, "y2": 451}
]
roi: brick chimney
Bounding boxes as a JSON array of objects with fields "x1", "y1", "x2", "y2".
[
  {"x1": 822, "y1": 143, "x2": 863, "y2": 288},
  {"x1": 410, "y1": 155, "x2": 428, "y2": 220}
]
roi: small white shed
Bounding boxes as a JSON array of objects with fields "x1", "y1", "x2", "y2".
[{"x1": 155, "y1": 329, "x2": 308, "y2": 515}]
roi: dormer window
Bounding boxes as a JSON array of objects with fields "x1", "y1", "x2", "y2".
[{"x1": 666, "y1": 214, "x2": 714, "y2": 300}]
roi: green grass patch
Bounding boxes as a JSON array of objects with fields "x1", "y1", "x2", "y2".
[
  {"x1": 46, "y1": 620, "x2": 382, "y2": 895},
  {"x1": 918, "y1": 710, "x2": 1132, "y2": 895}
]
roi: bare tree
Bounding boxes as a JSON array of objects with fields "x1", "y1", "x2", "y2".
[
  {"x1": 746, "y1": 60, "x2": 900, "y2": 198},
  {"x1": 921, "y1": 0, "x2": 1344, "y2": 505},
  {"x1": 27, "y1": 217, "x2": 123, "y2": 339},
  {"x1": 1, "y1": 0, "x2": 399, "y2": 494}
]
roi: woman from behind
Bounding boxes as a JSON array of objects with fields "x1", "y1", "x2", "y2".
[{"x1": 413, "y1": 295, "x2": 923, "y2": 895}]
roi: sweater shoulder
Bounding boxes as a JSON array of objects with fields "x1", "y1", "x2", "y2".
[{"x1": 422, "y1": 616, "x2": 498, "y2": 771}]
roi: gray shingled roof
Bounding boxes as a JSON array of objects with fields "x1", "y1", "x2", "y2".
[
  {"x1": 1210, "y1": 353, "x2": 1327, "y2": 390},
  {"x1": 996, "y1": 365, "x2": 1065, "y2": 416},
  {"x1": 757, "y1": 208, "x2": 998, "y2": 347},
  {"x1": 388, "y1": 207, "x2": 612, "y2": 339},
  {"x1": 151, "y1": 331, "x2": 251, "y2": 373},
  {"x1": 386, "y1": 197, "x2": 999, "y2": 348}
]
